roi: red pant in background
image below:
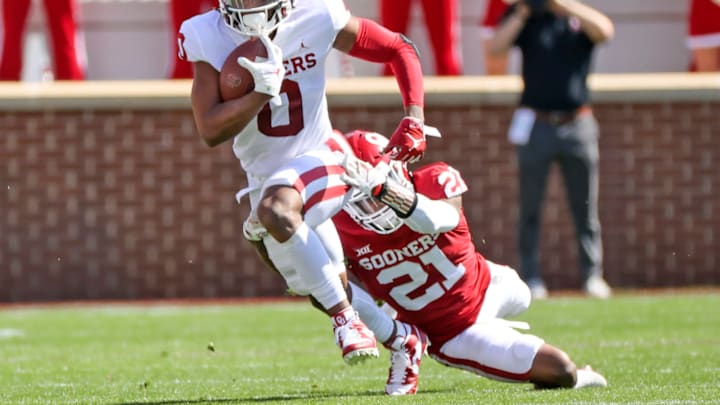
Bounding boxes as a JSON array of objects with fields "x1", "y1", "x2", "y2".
[
  {"x1": 380, "y1": 0, "x2": 460, "y2": 76},
  {"x1": 0, "y1": 0, "x2": 84, "y2": 80},
  {"x1": 169, "y1": 0, "x2": 214, "y2": 79}
]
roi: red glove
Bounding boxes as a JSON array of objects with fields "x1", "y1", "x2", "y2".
[{"x1": 383, "y1": 116, "x2": 426, "y2": 163}]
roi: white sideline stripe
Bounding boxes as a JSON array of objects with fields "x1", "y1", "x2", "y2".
[
  {"x1": 1, "y1": 303, "x2": 309, "y2": 317},
  {"x1": 0, "y1": 328, "x2": 25, "y2": 339}
]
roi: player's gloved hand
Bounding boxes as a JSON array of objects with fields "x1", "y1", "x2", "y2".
[
  {"x1": 236, "y1": 35, "x2": 284, "y2": 97},
  {"x1": 339, "y1": 152, "x2": 391, "y2": 198},
  {"x1": 243, "y1": 217, "x2": 267, "y2": 242},
  {"x1": 383, "y1": 116, "x2": 426, "y2": 164}
]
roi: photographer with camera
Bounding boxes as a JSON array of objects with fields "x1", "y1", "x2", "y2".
[{"x1": 488, "y1": 0, "x2": 614, "y2": 299}]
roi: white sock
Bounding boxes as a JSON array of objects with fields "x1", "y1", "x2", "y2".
[
  {"x1": 272, "y1": 223, "x2": 347, "y2": 309},
  {"x1": 349, "y1": 282, "x2": 395, "y2": 343},
  {"x1": 313, "y1": 219, "x2": 346, "y2": 274}
]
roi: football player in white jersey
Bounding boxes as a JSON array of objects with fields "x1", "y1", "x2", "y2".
[
  {"x1": 178, "y1": 0, "x2": 429, "y2": 365},
  {"x1": 331, "y1": 129, "x2": 608, "y2": 395}
]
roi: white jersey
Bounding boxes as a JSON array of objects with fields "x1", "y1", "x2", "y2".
[{"x1": 180, "y1": 0, "x2": 351, "y2": 178}]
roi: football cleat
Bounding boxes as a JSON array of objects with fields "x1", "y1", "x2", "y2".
[
  {"x1": 384, "y1": 321, "x2": 429, "y2": 395},
  {"x1": 332, "y1": 308, "x2": 379, "y2": 365}
]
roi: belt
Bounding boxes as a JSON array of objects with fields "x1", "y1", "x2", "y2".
[{"x1": 531, "y1": 105, "x2": 592, "y2": 126}]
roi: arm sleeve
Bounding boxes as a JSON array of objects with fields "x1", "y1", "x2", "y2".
[
  {"x1": 404, "y1": 194, "x2": 460, "y2": 234},
  {"x1": 401, "y1": 163, "x2": 467, "y2": 233},
  {"x1": 348, "y1": 18, "x2": 424, "y2": 108}
]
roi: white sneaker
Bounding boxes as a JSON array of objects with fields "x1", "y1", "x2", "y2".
[
  {"x1": 527, "y1": 279, "x2": 548, "y2": 300},
  {"x1": 384, "y1": 321, "x2": 428, "y2": 395},
  {"x1": 574, "y1": 365, "x2": 608, "y2": 388},
  {"x1": 583, "y1": 275, "x2": 612, "y2": 299},
  {"x1": 332, "y1": 308, "x2": 379, "y2": 365}
]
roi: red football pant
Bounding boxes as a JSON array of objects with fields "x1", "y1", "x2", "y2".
[
  {"x1": 379, "y1": 0, "x2": 460, "y2": 76},
  {"x1": 0, "y1": 0, "x2": 84, "y2": 80},
  {"x1": 169, "y1": 0, "x2": 214, "y2": 79}
]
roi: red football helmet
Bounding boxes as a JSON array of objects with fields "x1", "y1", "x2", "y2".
[{"x1": 339, "y1": 130, "x2": 413, "y2": 235}]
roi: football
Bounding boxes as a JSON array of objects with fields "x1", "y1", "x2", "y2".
[{"x1": 219, "y1": 38, "x2": 268, "y2": 101}]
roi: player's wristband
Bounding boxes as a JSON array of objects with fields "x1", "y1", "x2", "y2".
[{"x1": 374, "y1": 178, "x2": 418, "y2": 218}]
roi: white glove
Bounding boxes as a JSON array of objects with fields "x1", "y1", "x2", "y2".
[
  {"x1": 236, "y1": 35, "x2": 284, "y2": 97},
  {"x1": 243, "y1": 217, "x2": 267, "y2": 242},
  {"x1": 339, "y1": 152, "x2": 390, "y2": 198}
]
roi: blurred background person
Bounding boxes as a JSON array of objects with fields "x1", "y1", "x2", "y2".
[
  {"x1": 480, "y1": 0, "x2": 510, "y2": 75},
  {"x1": 488, "y1": 0, "x2": 614, "y2": 299},
  {"x1": 686, "y1": 0, "x2": 720, "y2": 72},
  {"x1": 0, "y1": 0, "x2": 84, "y2": 81},
  {"x1": 379, "y1": 0, "x2": 461, "y2": 75},
  {"x1": 168, "y1": 0, "x2": 215, "y2": 79}
]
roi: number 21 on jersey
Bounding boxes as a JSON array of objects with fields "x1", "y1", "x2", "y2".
[{"x1": 377, "y1": 246, "x2": 466, "y2": 311}]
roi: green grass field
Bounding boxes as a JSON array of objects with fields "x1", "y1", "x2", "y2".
[{"x1": 1, "y1": 292, "x2": 718, "y2": 405}]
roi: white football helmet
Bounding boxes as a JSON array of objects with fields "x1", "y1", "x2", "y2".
[
  {"x1": 341, "y1": 130, "x2": 413, "y2": 235},
  {"x1": 218, "y1": 0, "x2": 294, "y2": 36}
]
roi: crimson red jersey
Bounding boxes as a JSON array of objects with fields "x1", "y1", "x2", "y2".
[{"x1": 334, "y1": 162, "x2": 492, "y2": 347}]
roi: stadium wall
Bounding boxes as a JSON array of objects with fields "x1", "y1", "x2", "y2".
[{"x1": 1, "y1": 73, "x2": 718, "y2": 301}]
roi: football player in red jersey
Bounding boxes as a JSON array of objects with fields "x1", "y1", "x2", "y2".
[{"x1": 332, "y1": 129, "x2": 608, "y2": 394}]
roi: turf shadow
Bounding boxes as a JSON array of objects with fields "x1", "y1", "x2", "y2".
[{"x1": 108, "y1": 388, "x2": 452, "y2": 404}]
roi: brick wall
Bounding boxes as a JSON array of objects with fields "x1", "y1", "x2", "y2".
[
  {"x1": 1, "y1": 76, "x2": 718, "y2": 301},
  {"x1": 333, "y1": 101, "x2": 720, "y2": 292}
]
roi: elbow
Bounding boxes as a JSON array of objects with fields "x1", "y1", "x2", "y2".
[
  {"x1": 603, "y1": 24, "x2": 615, "y2": 42},
  {"x1": 488, "y1": 47, "x2": 508, "y2": 58},
  {"x1": 487, "y1": 40, "x2": 509, "y2": 57},
  {"x1": 198, "y1": 126, "x2": 225, "y2": 148},
  {"x1": 202, "y1": 137, "x2": 220, "y2": 148},
  {"x1": 595, "y1": 19, "x2": 615, "y2": 44}
]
